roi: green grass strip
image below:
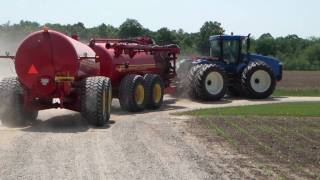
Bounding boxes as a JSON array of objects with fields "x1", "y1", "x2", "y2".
[
  {"x1": 274, "y1": 89, "x2": 320, "y2": 97},
  {"x1": 178, "y1": 102, "x2": 320, "y2": 117}
]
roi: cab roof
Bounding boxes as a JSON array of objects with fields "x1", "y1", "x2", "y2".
[{"x1": 209, "y1": 35, "x2": 247, "y2": 41}]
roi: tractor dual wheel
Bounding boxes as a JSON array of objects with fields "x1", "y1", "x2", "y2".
[
  {"x1": 241, "y1": 61, "x2": 276, "y2": 99},
  {"x1": 0, "y1": 77, "x2": 38, "y2": 127},
  {"x1": 190, "y1": 64, "x2": 227, "y2": 101},
  {"x1": 144, "y1": 74, "x2": 164, "y2": 109},
  {"x1": 119, "y1": 74, "x2": 146, "y2": 112},
  {"x1": 80, "y1": 76, "x2": 112, "y2": 127},
  {"x1": 186, "y1": 64, "x2": 203, "y2": 97}
]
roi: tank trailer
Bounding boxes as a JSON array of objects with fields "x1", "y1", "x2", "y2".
[{"x1": 0, "y1": 29, "x2": 179, "y2": 127}]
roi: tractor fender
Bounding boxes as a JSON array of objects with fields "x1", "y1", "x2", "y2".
[
  {"x1": 192, "y1": 59, "x2": 226, "y2": 68},
  {"x1": 235, "y1": 63, "x2": 247, "y2": 75},
  {"x1": 246, "y1": 54, "x2": 283, "y2": 81}
]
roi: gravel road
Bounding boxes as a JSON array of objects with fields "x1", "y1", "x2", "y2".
[{"x1": 1, "y1": 96, "x2": 320, "y2": 180}]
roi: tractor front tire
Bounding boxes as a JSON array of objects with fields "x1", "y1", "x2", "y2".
[
  {"x1": 81, "y1": 76, "x2": 112, "y2": 126},
  {"x1": 241, "y1": 61, "x2": 276, "y2": 99},
  {"x1": 191, "y1": 64, "x2": 227, "y2": 101},
  {"x1": 144, "y1": 74, "x2": 164, "y2": 109},
  {"x1": 119, "y1": 74, "x2": 146, "y2": 112},
  {"x1": 0, "y1": 77, "x2": 38, "y2": 127}
]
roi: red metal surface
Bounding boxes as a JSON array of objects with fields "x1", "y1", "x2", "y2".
[
  {"x1": 15, "y1": 29, "x2": 98, "y2": 109},
  {"x1": 89, "y1": 38, "x2": 180, "y2": 96},
  {"x1": 2, "y1": 29, "x2": 180, "y2": 111}
]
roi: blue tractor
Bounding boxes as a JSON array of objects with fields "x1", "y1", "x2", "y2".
[{"x1": 177, "y1": 34, "x2": 283, "y2": 100}]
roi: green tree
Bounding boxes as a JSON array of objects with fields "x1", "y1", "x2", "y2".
[
  {"x1": 196, "y1": 21, "x2": 224, "y2": 55},
  {"x1": 118, "y1": 19, "x2": 144, "y2": 38},
  {"x1": 154, "y1": 27, "x2": 177, "y2": 45},
  {"x1": 91, "y1": 23, "x2": 118, "y2": 38},
  {"x1": 255, "y1": 33, "x2": 277, "y2": 56},
  {"x1": 301, "y1": 43, "x2": 320, "y2": 70}
]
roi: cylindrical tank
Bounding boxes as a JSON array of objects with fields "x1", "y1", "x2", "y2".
[
  {"x1": 15, "y1": 29, "x2": 98, "y2": 97},
  {"x1": 91, "y1": 42, "x2": 171, "y2": 89}
]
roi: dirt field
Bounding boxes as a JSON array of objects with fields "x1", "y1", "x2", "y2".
[
  {"x1": 187, "y1": 115, "x2": 320, "y2": 179},
  {"x1": 278, "y1": 71, "x2": 320, "y2": 89}
]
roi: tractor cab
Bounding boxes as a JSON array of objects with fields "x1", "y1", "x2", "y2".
[{"x1": 209, "y1": 35, "x2": 250, "y2": 65}]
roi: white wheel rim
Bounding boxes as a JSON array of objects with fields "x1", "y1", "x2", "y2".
[
  {"x1": 205, "y1": 72, "x2": 224, "y2": 95},
  {"x1": 250, "y1": 70, "x2": 271, "y2": 93}
]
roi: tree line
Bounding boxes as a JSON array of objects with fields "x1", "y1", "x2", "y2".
[{"x1": 1, "y1": 19, "x2": 320, "y2": 70}]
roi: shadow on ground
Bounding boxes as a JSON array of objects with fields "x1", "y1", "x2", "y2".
[
  {"x1": 22, "y1": 113, "x2": 115, "y2": 133},
  {"x1": 111, "y1": 98, "x2": 188, "y2": 115}
]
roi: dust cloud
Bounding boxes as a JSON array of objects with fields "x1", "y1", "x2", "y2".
[
  {"x1": 0, "y1": 33, "x2": 22, "y2": 79},
  {"x1": 174, "y1": 58, "x2": 194, "y2": 98},
  {"x1": 0, "y1": 33, "x2": 21, "y2": 126}
]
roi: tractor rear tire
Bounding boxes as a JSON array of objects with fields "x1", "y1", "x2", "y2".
[
  {"x1": 119, "y1": 74, "x2": 146, "y2": 112},
  {"x1": 186, "y1": 64, "x2": 203, "y2": 98},
  {"x1": 240, "y1": 61, "x2": 276, "y2": 99},
  {"x1": 80, "y1": 76, "x2": 112, "y2": 126},
  {"x1": 191, "y1": 64, "x2": 227, "y2": 101},
  {"x1": 0, "y1": 77, "x2": 38, "y2": 127},
  {"x1": 144, "y1": 74, "x2": 164, "y2": 109}
]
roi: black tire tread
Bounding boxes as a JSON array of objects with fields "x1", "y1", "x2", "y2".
[
  {"x1": 186, "y1": 64, "x2": 203, "y2": 98},
  {"x1": 191, "y1": 64, "x2": 227, "y2": 101},
  {"x1": 144, "y1": 74, "x2": 164, "y2": 109},
  {"x1": 80, "y1": 76, "x2": 112, "y2": 126},
  {"x1": 119, "y1": 74, "x2": 145, "y2": 112},
  {"x1": 240, "y1": 61, "x2": 276, "y2": 99},
  {"x1": 0, "y1": 77, "x2": 38, "y2": 126}
]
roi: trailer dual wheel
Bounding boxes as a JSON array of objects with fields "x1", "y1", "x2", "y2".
[
  {"x1": 190, "y1": 64, "x2": 227, "y2": 101},
  {"x1": 119, "y1": 74, "x2": 146, "y2": 112},
  {"x1": 144, "y1": 74, "x2": 164, "y2": 109},
  {"x1": 0, "y1": 77, "x2": 38, "y2": 127},
  {"x1": 241, "y1": 61, "x2": 276, "y2": 99},
  {"x1": 81, "y1": 76, "x2": 112, "y2": 126}
]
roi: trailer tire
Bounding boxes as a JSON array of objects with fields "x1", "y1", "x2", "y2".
[
  {"x1": 144, "y1": 74, "x2": 164, "y2": 109},
  {"x1": 119, "y1": 74, "x2": 145, "y2": 112},
  {"x1": 0, "y1": 77, "x2": 38, "y2": 127},
  {"x1": 81, "y1": 76, "x2": 112, "y2": 127},
  {"x1": 241, "y1": 61, "x2": 276, "y2": 99},
  {"x1": 192, "y1": 64, "x2": 227, "y2": 101}
]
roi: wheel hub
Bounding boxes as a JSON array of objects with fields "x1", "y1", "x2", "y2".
[
  {"x1": 250, "y1": 70, "x2": 271, "y2": 93},
  {"x1": 205, "y1": 72, "x2": 224, "y2": 95},
  {"x1": 152, "y1": 83, "x2": 162, "y2": 104},
  {"x1": 135, "y1": 84, "x2": 145, "y2": 105}
]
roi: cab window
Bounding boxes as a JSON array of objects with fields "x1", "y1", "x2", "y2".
[
  {"x1": 210, "y1": 40, "x2": 221, "y2": 58},
  {"x1": 223, "y1": 40, "x2": 239, "y2": 64}
]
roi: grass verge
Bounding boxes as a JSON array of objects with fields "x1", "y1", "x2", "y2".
[
  {"x1": 178, "y1": 102, "x2": 320, "y2": 117},
  {"x1": 180, "y1": 102, "x2": 320, "y2": 179},
  {"x1": 274, "y1": 88, "x2": 320, "y2": 97}
]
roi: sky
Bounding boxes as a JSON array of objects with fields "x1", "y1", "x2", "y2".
[{"x1": 0, "y1": 0, "x2": 319, "y2": 38}]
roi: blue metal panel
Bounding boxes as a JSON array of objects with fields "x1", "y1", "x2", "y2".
[
  {"x1": 247, "y1": 54, "x2": 283, "y2": 81},
  {"x1": 209, "y1": 35, "x2": 246, "y2": 41}
]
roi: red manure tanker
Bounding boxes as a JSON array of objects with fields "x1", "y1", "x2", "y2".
[{"x1": 0, "y1": 28, "x2": 180, "y2": 127}]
